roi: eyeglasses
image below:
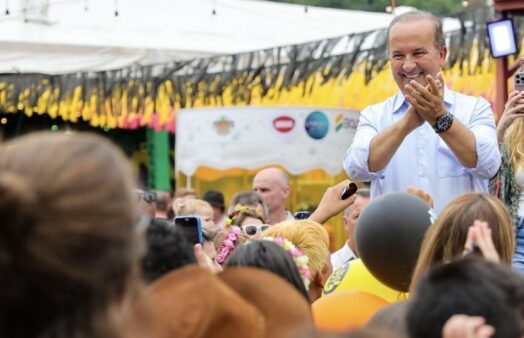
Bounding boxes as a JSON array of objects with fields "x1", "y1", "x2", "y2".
[
  {"x1": 136, "y1": 191, "x2": 156, "y2": 204},
  {"x1": 242, "y1": 224, "x2": 270, "y2": 236}
]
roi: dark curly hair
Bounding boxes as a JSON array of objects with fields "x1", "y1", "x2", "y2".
[{"x1": 142, "y1": 219, "x2": 196, "y2": 283}]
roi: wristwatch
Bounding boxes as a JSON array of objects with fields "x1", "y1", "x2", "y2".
[{"x1": 432, "y1": 111, "x2": 454, "y2": 133}]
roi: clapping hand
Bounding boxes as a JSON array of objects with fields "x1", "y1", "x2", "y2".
[
  {"x1": 404, "y1": 72, "x2": 446, "y2": 125},
  {"x1": 463, "y1": 220, "x2": 500, "y2": 264}
]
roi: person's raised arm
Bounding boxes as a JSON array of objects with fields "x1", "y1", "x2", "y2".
[
  {"x1": 310, "y1": 180, "x2": 358, "y2": 225},
  {"x1": 368, "y1": 104, "x2": 424, "y2": 172},
  {"x1": 497, "y1": 90, "x2": 524, "y2": 143}
]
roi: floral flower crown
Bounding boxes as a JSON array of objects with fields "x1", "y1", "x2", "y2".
[
  {"x1": 216, "y1": 226, "x2": 242, "y2": 265},
  {"x1": 225, "y1": 205, "x2": 264, "y2": 227},
  {"x1": 261, "y1": 237, "x2": 312, "y2": 290}
]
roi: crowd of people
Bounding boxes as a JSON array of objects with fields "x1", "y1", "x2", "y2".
[{"x1": 1, "y1": 9, "x2": 524, "y2": 338}]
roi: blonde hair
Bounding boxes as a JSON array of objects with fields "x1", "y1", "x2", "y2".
[
  {"x1": 174, "y1": 199, "x2": 212, "y2": 216},
  {"x1": 411, "y1": 193, "x2": 515, "y2": 290},
  {"x1": 174, "y1": 187, "x2": 197, "y2": 199},
  {"x1": 506, "y1": 118, "x2": 524, "y2": 170},
  {"x1": 262, "y1": 220, "x2": 330, "y2": 279}
]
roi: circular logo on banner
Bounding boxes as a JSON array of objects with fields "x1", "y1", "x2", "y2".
[
  {"x1": 273, "y1": 115, "x2": 295, "y2": 133},
  {"x1": 213, "y1": 116, "x2": 235, "y2": 136},
  {"x1": 305, "y1": 111, "x2": 329, "y2": 140}
]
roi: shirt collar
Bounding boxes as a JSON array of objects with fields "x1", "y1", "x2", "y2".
[{"x1": 392, "y1": 87, "x2": 453, "y2": 114}]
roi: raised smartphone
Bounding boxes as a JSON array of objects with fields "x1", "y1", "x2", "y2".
[
  {"x1": 174, "y1": 216, "x2": 203, "y2": 245},
  {"x1": 514, "y1": 71, "x2": 524, "y2": 91},
  {"x1": 294, "y1": 211, "x2": 311, "y2": 220},
  {"x1": 340, "y1": 182, "x2": 358, "y2": 200}
]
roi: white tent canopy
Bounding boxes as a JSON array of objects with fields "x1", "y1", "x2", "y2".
[{"x1": 0, "y1": 0, "x2": 459, "y2": 74}]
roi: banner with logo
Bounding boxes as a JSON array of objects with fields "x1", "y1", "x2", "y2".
[{"x1": 176, "y1": 107, "x2": 360, "y2": 176}]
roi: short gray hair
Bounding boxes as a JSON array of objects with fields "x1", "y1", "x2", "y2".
[{"x1": 387, "y1": 10, "x2": 446, "y2": 51}]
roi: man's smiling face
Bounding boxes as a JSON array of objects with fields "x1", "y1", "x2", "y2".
[{"x1": 388, "y1": 18, "x2": 447, "y2": 95}]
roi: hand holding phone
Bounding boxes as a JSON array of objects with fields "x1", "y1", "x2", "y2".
[
  {"x1": 309, "y1": 180, "x2": 359, "y2": 225},
  {"x1": 175, "y1": 216, "x2": 203, "y2": 245}
]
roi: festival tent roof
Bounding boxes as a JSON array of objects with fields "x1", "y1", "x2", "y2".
[
  {"x1": 0, "y1": 1, "x2": 477, "y2": 133},
  {"x1": 0, "y1": 1, "x2": 461, "y2": 74}
]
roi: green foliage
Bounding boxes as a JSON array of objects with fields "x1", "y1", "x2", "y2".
[{"x1": 268, "y1": 0, "x2": 463, "y2": 16}]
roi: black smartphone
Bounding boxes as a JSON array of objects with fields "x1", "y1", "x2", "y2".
[
  {"x1": 294, "y1": 211, "x2": 311, "y2": 220},
  {"x1": 340, "y1": 182, "x2": 358, "y2": 200},
  {"x1": 174, "y1": 216, "x2": 203, "y2": 245}
]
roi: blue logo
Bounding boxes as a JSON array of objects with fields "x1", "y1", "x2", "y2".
[{"x1": 305, "y1": 111, "x2": 329, "y2": 140}]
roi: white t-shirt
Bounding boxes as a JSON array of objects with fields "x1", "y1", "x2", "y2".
[{"x1": 330, "y1": 242, "x2": 357, "y2": 271}]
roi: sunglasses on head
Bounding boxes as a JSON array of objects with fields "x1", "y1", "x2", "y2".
[{"x1": 242, "y1": 224, "x2": 270, "y2": 236}]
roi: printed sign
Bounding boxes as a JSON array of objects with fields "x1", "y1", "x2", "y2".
[
  {"x1": 273, "y1": 115, "x2": 296, "y2": 133},
  {"x1": 213, "y1": 116, "x2": 234, "y2": 135},
  {"x1": 305, "y1": 111, "x2": 329, "y2": 140}
]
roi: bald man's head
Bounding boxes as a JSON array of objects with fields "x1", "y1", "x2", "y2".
[{"x1": 252, "y1": 168, "x2": 290, "y2": 217}]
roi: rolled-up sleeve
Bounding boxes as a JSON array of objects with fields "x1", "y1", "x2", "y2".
[
  {"x1": 464, "y1": 97, "x2": 501, "y2": 179},
  {"x1": 343, "y1": 107, "x2": 385, "y2": 181}
]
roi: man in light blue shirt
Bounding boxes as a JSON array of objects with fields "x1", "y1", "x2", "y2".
[{"x1": 343, "y1": 11, "x2": 500, "y2": 213}]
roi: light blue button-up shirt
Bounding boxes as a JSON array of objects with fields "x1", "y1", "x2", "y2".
[{"x1": 343, "y1": 88, "x2": 501, "y2": 213}]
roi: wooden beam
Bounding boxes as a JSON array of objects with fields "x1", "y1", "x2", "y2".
[
  {"x1": 494, "y1": 0, "x2": 524, "y2": 12},
  {"x1": 495, "y1": 57, "x2": 509, "y2": 121}
]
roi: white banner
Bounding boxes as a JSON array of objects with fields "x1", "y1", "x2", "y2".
[{"x1": 176, "y1": 106, "x2": 360, "y2": 176}]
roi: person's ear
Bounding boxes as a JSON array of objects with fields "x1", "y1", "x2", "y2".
[
  {"x1": 313, "y1": 270, "x2": 328, "y2": 289},
  {"x1": 343, "y1": 215, "x2": 351, "y2": 231},
  {"x1": 439, "y1": 45, "x2": 448, "y2": 67},
  {"x1": 282, "y1": 185, "x2": 291, "y2": 199}
]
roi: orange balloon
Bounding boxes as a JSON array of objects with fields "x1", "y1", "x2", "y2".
[{"x1": 312, "y1": 290, "x2": 388, "y2": 332}]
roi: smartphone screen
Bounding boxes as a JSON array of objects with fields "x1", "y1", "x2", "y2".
[
  {"x1": 294, "y1": 211, "x2": 311, "y2": 220},
  {"x1": 175, "y1": 216, "x2": 203, "y2": 245}
]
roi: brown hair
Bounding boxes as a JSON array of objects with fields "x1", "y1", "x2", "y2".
[
  {"x1": 0, "y1": 132, "x2": 139, "y2": 338},
  {"x1": 230, "y1": 190, "x2": 269, "y2": 220},
  {"x1": 411, "y1": 193, "x2": 515, "y2": 290}
]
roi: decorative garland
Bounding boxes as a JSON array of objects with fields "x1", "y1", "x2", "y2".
[
  {"x1": 225, "y1": 205, "x2": 265, "y2": 227},
  {"x1": 0, "y1": 7, "x2": 520, "y2": 132},
  {"x1": 261, "y1": 237, "x2": 312, "y2": 290},
  {"x1": 216, "y1": 226, "x2": 242, "y2": 265}
]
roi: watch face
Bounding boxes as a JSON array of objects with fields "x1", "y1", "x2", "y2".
[{"x1": 436, "y1": 114, "x2": 453, "y2": 132}]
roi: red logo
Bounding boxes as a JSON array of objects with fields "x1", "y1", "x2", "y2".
[{"x1": 273, "y1": 116, "x2": 295, "y2": 133}]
